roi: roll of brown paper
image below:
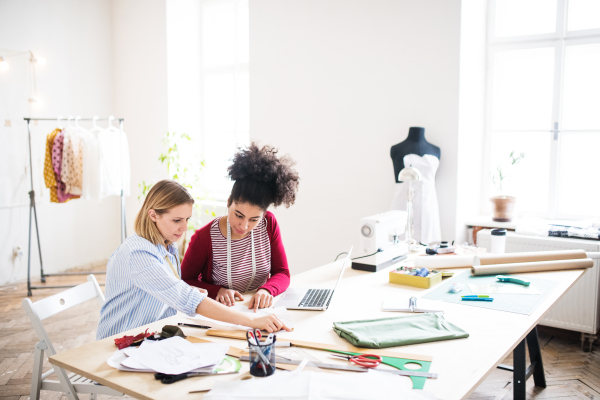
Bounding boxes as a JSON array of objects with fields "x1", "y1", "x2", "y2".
[
  {"x1": 478, "y1": 249, "x2": 587, "y2": 265},
  {"x1": 471, "y1": 258, "x2": 594, "y2": 276},
  {"x1": 414, "y1": 249, "x2": 588, "y2": 270}
]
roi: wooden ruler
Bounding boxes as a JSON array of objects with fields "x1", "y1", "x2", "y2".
[
  {"x1": 238, "y1": 356, "x2": 438, "y2": 378},
  {"x1": 205, "y1": 329, "x2": 433, "y2": 362}
]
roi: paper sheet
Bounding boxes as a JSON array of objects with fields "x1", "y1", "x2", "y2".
[
  {"x1": 190, "y1": 305, "x2": 295, "y2": 331},
  {"x1": 204, "y1": 369, "x2": 436, "y2": 400},
  {"x1": 381, "y1": 299, "x2": 444, "y2": 312},
  {"x1": 467, "y1": 283, "x2": 541, "y2": 295},
  {"x1": 107, "y1": 348, "x2": 217, "y2": 373},
  {"x1": 123, "y1": 337, "x2": 228, "y2": 375}
]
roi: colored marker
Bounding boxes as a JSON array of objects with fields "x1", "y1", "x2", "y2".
[
  {"x1": 461, "y1": 295, "x2": 490, "y2": 298},
  {"x1": 462, "y1": 297, "x2": 494, "y2": 302}
]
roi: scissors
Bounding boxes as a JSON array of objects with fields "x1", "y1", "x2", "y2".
[
  {"x1": 246, "y1": 329, "x2": 262, "y2": 345},
  {"x1": 246, "y1": 329, "x2": 270, "y2": 376},
  {"x1": 329, "y1": 353, "x2": 382, "y2": 368}
]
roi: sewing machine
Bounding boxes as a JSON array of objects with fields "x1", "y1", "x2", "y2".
[{"x1": 352, "y1": 210, "x2": 408, "y2": 272}]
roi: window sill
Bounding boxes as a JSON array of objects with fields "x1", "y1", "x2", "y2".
[{"x1": 465, "y1": 216, "x2": 519, "y2": 230}]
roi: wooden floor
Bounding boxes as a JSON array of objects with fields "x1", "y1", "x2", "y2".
[{"x1": 0, "y1": 269, "x2": 598, "y2": 400}]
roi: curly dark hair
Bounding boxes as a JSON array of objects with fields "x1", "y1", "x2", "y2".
[{"x1": 227, "y1": 142, "x2": 299, "y2": 210}]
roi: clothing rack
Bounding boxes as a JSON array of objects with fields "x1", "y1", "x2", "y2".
[{"x1": 23, "y1": 117, "x2": 127, "y2": 296}]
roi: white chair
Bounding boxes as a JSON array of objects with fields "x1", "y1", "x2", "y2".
[{"x1": 22, "y1": 274, "x2": 124, "y2": 400}]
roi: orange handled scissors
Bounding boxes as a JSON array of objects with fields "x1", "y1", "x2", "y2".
[{"x1": 330, "y1": 353, "x2": 382, "y2": 368}]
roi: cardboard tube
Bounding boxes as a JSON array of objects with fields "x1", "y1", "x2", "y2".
[
  {"x1": 415, "y1": 250, "x2": 588, "y2": 270},
  {"x1": 478, "y1": 249, "x2": 587, "y2": 265},
  {"x1": 415, "y1": 255, "x2": 475, "y2": 269},
  {"x1": 471, "y1": 258, "x2": 594, "y2": 276}
]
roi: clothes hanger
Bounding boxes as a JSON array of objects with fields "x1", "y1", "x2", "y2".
[
  {"x1": 107, "y1": 115, "x2": 120, "y2": 132},
  {"x1": 57, "y1": 115, "x2": 63, "y2": 130},
  {"x1": 88, "y1": 115, "x2": 105, "y2": 134},
  {"x1": 89, "y1": 115, "x2": 103, "y2": 135}
]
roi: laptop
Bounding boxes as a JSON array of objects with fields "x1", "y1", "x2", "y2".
[{"x1": 277, "y1": 247, "x2": 353, "y2": 311}]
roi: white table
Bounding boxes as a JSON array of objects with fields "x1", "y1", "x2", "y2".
[{"x1": 50, "y1": 255, "x2": 585, "y2": 399}]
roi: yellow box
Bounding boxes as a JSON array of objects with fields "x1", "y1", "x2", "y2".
[{"x1": 389, "y1": 269, "x2": 442, "y2": 289}]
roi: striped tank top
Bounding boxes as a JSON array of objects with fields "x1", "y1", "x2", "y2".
[{"x1": 211, "y1": 216, "x2": 272, "y2": 292}]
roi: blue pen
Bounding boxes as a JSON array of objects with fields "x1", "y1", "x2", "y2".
[{"x1": 462, "y1": 297, "x2": 494, "y2": 302}]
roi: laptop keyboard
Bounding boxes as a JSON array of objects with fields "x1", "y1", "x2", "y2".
[{"x1": 299, "y1": 289, "x2": 332, "y2": 308}]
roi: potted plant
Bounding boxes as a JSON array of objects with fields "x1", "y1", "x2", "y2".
[
  {"x1": 490, "y1": 151, "x2": 525, "y2": 222},
  {"x1": 139, "y1": 132, "x2": 215, "y2": 258}
]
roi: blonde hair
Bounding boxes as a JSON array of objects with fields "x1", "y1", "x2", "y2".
[{"x1": 134, "y1": 180, "x2": 194, "y2": 245}]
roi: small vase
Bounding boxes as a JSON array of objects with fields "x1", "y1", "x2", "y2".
[{"x1": 491, "y1": 196, "x2": 516, "y2": 222}]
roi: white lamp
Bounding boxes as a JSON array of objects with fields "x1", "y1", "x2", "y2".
[{"x1": 0, "y1": 57, "x2": 9, "y2": 71}]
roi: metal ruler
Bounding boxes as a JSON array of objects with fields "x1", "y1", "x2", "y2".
[{"x1": 238, "y1": 356, "x2": 438, "y2": 379}]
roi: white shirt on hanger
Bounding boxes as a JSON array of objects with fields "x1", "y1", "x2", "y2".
[
  {"x1": 98, "y1": 128, "x2": 131, "y2": 199},
  {"x1": 79, "y1": 128, "x2": 100, "y2": 200}
]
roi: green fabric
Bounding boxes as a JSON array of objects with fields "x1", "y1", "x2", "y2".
[{"x1": 332, "y1": 313, "x2": 469, "y2": 349}]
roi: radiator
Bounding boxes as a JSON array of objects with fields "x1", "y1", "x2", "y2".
[{"x1": 478, "y1": 229, "x2": 600, "y2": 335}]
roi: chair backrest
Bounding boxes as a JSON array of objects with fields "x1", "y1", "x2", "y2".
[{"x1": 22, "y1": 275, "x2": 105, "y2": 356}]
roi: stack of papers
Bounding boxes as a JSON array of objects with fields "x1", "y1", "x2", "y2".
[
  {"x1": 190, "y1": 305, "x2": 296, "y2": 332},
  {"x1": 107, "y1": 336, "x2": 229, "y2": 375}
]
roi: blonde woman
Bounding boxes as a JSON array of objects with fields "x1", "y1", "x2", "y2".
[{"x1": 96, "y1": 180, "x2": 290, "y2": 340}]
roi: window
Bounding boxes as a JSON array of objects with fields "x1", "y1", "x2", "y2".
[
  {"x1": 200, "y1": 0, "x2": 250, "y2": 200},
  {"x1": 485, "y1": 0, "x2": 600, "y2": 218}
]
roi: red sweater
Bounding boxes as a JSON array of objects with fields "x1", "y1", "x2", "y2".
[{"x1": 181, "y1": 211, "x2": 291, "y2": 299}]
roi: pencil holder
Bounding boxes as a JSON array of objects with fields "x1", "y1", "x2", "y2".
[{"x1": 248, "y1": 341, "x2": 276, "y2": 377}]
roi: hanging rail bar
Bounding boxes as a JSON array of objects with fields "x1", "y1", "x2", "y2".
[{"x1": 24, "y1": 118, "x2": 124, "y2": 122}]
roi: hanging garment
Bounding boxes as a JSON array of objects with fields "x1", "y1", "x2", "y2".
[
  {"x1": 60, "y1": 126, "x2": 84, "y2": 195},
  {"x1": 390, "y1": 154, "x2": 441, "y2": 244},
  {"x1": 80, "y1": 129, "x2": 100, "y2": 200},
  {"x1": 43, "y1": 129, "x2": 60, "y2": 203},
  {"x1": 51, "y1": 130, "x2": 78, "y2": 203},
  {"x1": 98, "y1": 129, "x2": 131, "y2": 199}
]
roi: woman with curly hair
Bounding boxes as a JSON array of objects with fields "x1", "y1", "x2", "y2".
[{"x1": 181, "y1": 143, "x2": 299, "y2": 311}]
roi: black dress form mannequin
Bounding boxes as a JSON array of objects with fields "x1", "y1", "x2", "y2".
[{"x1": 390, "y1": 127, "x2": 441, "y2": 183}]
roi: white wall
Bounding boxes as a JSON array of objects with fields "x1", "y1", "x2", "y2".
[
  {"x1": 0, "y1": 0, "x2": 119, "y2": 286},
  {"x1": 250, "y1": 0, "x2": 462, "y2": 275},
  {"x1": 112, "y1": 0, "x2": 170, "y2": 233}
]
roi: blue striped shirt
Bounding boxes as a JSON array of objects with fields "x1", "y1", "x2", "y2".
[{"x1": 96, "y1": 234, "x2": 205, "y2": 340}]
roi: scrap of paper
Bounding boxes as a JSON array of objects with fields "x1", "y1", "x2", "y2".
[
  {"x1": 125, "y1": 337, "x2": 228, "y2": 375},
  {"x1": 467, "y1": 284, "x2": 541, "y2": 295},
  {"x1": 190, "y1": 305, "x2": 295, "y2": 332}
]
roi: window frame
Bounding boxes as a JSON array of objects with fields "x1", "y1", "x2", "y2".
[
  {"x1": 483, "y1": 0, "x2": 600, "y2": 219},
  {"x1": 198, "y1": 0, "x2": 250, "y2": 202}
]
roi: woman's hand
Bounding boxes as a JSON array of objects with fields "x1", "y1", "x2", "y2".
[
  {"x1": 249, "y1": 314, "x2": 291, "y2": 333},
  {"x1": 216, "y1": 287, "x2": 243, "y2": 306},
  {"x1": 248, "y1": 289, "x2": 273, "y2": 312}
]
